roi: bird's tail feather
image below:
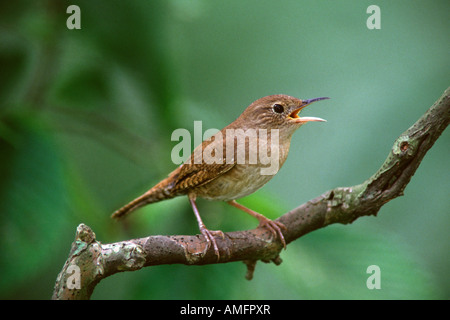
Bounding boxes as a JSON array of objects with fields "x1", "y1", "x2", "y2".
[{"x1": 111, "y1": 180, "x2": 175, "y2": 219}]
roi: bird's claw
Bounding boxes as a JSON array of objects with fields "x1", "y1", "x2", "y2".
[
  {"x1": 258, "y1": 218, "x2": 287, "y2": 249},
  {"x1": 199, "y1": 227, "x2": 224, "y2": 261}
]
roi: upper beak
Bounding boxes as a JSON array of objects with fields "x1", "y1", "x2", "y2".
[{"x1": 289, "y1": 97, "x2": 329, "y2": 123}]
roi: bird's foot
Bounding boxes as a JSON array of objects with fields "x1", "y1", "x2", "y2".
[
  {"x1": 227, "y1": 200, "x2": 287, "y2": 249},
  {"x1": 199, "y1": 227, "x2": 224, "y2": 261},
  {"x1": 257, "y1": 217, "x2": 287, "y2": 249}
]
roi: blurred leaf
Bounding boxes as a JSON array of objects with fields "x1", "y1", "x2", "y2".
[
  {"x1": 274, "y1": 226, "x2": 443, "y2": 299},
  {"x1": 0, "y1": 112, "x2": 71, "y2": 293}
]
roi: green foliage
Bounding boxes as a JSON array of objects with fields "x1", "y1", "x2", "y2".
[
  {"x1": 0, "y1": 0, "x2": 448, "y2": 299},
  {"x1": 0, "y1": 112, "x2": 70, "y2": 293}
]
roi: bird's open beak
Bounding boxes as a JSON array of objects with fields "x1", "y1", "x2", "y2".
[{"x1": 289, "y1": 97, "x2": 329, "y2": 123}]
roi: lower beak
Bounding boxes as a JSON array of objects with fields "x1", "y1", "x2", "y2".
[
  {"x1": 295, "y1": 116, "x2": 326, "y2": 123},
  {"x1": 290, "y1": 97, "x2": 329, "y2": 123}
]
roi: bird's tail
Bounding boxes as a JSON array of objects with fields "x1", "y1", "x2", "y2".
[{"x1": 111, "y1": 179, "x2": 176, "y2": 220}]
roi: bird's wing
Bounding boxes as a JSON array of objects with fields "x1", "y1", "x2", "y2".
[
  {"x1": 170, "y1": 161, "x2": 235, "y2": 193},
  {"x1": 169, "y1": 133, "x2": 235, "y2": 193}
]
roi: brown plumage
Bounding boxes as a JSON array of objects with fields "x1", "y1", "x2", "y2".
[{"x1": 112, "y1": 94, "x2": 328, "y2": 259}]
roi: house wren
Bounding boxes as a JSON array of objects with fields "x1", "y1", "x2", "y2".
[{"x1": 112, "y1": 94, "x2": 328, "y2": 259}]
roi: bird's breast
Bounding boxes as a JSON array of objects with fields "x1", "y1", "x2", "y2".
[
  {"x1": 192, "y1": 164, "x2": 275, "y2": 201},
  {"x1": 193, "y1": 137, "x2": 292, "y2": 201}
]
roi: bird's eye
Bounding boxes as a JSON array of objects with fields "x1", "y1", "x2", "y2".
[{"x1": 273, "y1": 103, "x2": 284, "y2": 113}]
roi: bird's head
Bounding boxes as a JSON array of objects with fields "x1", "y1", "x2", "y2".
[{"x1": 237, "y1": 94, "x2": 329, "y2": 134}]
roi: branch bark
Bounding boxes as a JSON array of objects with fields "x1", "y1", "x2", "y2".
[{"x1": 52, "y1": 88, "x2": 450, "y2": 300}]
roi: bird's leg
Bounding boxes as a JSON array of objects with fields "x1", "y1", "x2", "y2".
[
  {"x1": 189, "y1": 195, "x2": 222, "y2": 260},
  {"x1": 227, "y1": 200, "x2": 287, "y2": 249}
]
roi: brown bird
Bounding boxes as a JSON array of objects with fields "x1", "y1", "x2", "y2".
[{"x1": 112, "y1": 94, "x2": 328, "y2": 259}]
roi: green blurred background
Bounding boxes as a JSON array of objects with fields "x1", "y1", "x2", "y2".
[{"x1": 0, "y1": 0, "x2": 448, "y2": 299}]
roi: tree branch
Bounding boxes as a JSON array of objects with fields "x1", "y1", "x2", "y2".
[{"x1": 52, "y1": 87, "x2": 450, "y2": 300}]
